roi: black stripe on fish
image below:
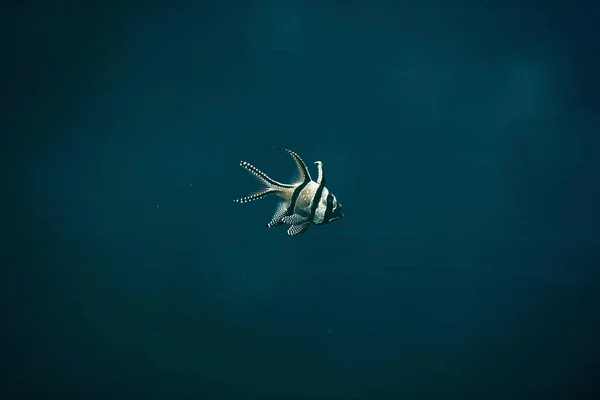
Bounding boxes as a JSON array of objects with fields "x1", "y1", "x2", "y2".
[
  {"x1": 323, "y1": 192, "x2": 334, "y2": 222},
  {"x1": 309, "y1": 181, "x2": 326, "y2": 221},
  {"x1": 288, "y1": 180, "x2": 309, "y2": 217}
]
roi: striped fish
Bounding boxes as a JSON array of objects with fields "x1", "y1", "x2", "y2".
[{"x1": 234, "y1": 149, "x2": 344, "y2": 236}]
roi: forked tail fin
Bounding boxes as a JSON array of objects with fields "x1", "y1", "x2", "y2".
[{"x1": 233, "y1": 161, "x2": 290, "y2": 203}]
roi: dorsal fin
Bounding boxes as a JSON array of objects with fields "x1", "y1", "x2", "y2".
[
  {"x1": 314, "y1": 161, "x2": 325, "y2": 185},
  {"x1": 282, "y1": 148, "x2": 311, "y2": 184}
]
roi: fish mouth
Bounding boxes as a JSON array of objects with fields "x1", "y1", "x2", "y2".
[{"x1": 330, "y1": 213, "x2": 343, "y2": 222}]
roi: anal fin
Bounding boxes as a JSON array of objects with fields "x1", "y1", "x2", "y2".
[
  {"x1": 287, "y1": 221, "x2": 310, "y2": 236},
  {"x1": 267, "y1": 202, "x2": 289, "y2": 228}
]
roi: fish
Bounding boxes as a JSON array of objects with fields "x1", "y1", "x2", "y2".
[{"x1": 234, "y1": 148, "x2": 344, "y2": 236}]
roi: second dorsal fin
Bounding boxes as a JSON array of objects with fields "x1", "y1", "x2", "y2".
[{"x1": 282, "y1": 148, "x2": 311, "y2": 184}]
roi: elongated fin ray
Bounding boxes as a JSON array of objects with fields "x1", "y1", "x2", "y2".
[
  {"x1": 233, "y1": 188, "x2": 274, "y2": 204},
  {"x1": 287, "y1": 221, "x2": 310, "y2": 236},
  {"x1": 238, "y1": 161, "x2": 290, "y2": 188},
  {"x1": 282, "y1": 148, "x2": 311, "y2": 184},
  {"x1": 267, "y1": 201, "x2": 290, "y2": 227}
]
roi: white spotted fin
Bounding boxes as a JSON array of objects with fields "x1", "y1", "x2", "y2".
[
  {"x1": 283, "y1": 148, "x2": 312, "y2": 185},
  {"x1": 287, "y1": 221, "x2": 310, "y2": 236},
  {"x1": 267, "y1": 201, "x2": 289, "y2": 228},
  {"x1": 233, "y1": 161, "x2": 292, "y2": 204},
  {"x1": 281, "y1": 214, "x2": 308, "y2": 225}
]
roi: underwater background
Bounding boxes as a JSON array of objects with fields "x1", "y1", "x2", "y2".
[{"x1": 4, "y1": 1, "x2": 600, "y2": 399}]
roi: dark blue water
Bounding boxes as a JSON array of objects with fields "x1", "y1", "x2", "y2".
[{"x1": 4, "y1": 2, "x2": 600, "y2": 399}]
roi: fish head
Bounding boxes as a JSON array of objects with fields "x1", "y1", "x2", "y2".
[{"x1": 326, "y1": 193, "x2": 344, "y2": 223}]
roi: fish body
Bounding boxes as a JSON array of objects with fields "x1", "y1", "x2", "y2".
[{"x1": 234, "y1": 149, "x2": 343, "y2": 236}]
